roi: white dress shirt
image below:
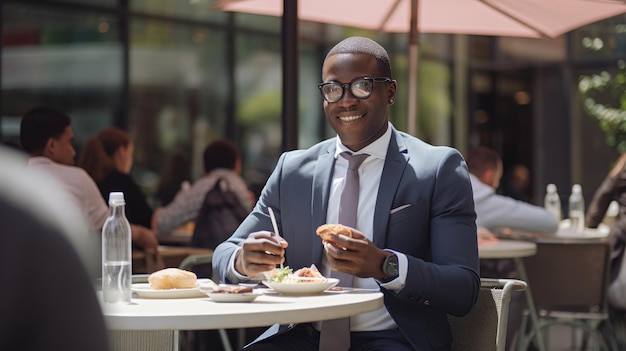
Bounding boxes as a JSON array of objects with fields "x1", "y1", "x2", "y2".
[{"x1": 325, "y1": 122, "x2": 406, "y2": 331}]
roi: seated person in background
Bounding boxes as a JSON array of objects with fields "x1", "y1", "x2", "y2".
[
  {"x1": 466, "y1": 146, "x2": 558, "y2": 349},
  {"x1": 21, "y1": 106, "x2": 108, "y2": 233},
  {"x1": 155, "y1": 149, "x2": 192, "y2": 207},
  {"x1": 586, "y1": 151, "x2": 626, "y2": 311},
  {"x1": 466, "y1": 146, "x2": 558, "y2": 238},
  {"x1": 78, "y1": 127, "x2": 154, "y2": 229},
  {"x1": 20, "y1": 106, "x2": 158, "y2": 253},
  {"x1": 152, "y1": 138, "x2": 254, "y2": 235},
  {"x1": 0, "y1": 146, "x2": 109, "y2": 351}
]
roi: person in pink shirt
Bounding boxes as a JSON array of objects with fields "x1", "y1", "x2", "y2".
[{"x1": 20, "y1": 106, "x2": 158, "y2": 253}]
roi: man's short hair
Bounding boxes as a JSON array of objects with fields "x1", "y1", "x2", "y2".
[
  {"x1": 466, "y1": 146, "x2": 501, "y2": 177},
  {"x1": 20, "y1": 106, "x2": 71, "y2": 154},
  {"x1": 203, "y1": 138, "x2": 239, "y2": 173},
  {"x1": 324, "y1": 36, "x2": 392, "y2": 78}
]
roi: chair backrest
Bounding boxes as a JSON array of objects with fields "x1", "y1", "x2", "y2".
[
  {"x1": 449, "y1": 278, "x2": 527, "y2": 351},
  {"x1": 179, "y1": 253, "x2": 214, "y2": 271},
  {"x1": 522, "y1": 239, "x2": 611, "y2": 313}
]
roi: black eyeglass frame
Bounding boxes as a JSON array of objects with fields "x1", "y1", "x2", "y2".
[{"x1": 317, "y1": 76, "x2": 392, "y2": 103}]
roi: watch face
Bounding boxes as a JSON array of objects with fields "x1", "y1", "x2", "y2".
[{"x1": 384, "y1": 254, "x2": 399, "y2": 277}]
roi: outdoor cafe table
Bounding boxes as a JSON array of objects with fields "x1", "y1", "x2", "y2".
[
  {"x1": 482, "y1": 226, "x2": 611, "y2": 351},
  {"x1": 101, "y1": 288, "x2": 384, "y2": 351}
]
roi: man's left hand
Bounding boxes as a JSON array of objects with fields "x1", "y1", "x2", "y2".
[{"x1": 323, "y1": 228, "x2": 388, "y2": 280}]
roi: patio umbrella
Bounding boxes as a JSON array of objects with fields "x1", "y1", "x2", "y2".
[{"x1": 214, "y1": 0, "x2": 626, "y2": 136}]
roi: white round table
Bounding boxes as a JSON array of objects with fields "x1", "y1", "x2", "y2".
[
  {"x1": 478, "y1": 239, "x2": 537, "y2": 259},
  {"x1": 102, "y1": 289, "x2": 384, "y2": 330},
  {"x1": 103, "y1": 288, "x2": 383, "y2": 351}
]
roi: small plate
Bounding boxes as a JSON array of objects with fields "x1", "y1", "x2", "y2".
[
  {"x1": 207, "y1": 292, "x2": 262, "y2": 303},
  {"x1": 132, "y1": 278, "x2": 215, "y2": 299},
  {"x1": 262, "y1": 278, "x2": 339, "y2": 295}
]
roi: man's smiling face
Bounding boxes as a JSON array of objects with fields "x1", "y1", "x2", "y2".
[{"x1": 321, "y1": 53, "x2": 396, "y2": 152}]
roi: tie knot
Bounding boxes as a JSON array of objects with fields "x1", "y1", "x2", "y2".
[{"x1": 341, "y1": 152, "x2": 369, "y2": 170}]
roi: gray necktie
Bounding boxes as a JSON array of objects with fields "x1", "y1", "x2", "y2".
[{"x1": 319, "y1": 152, "x2": 369, "y2": 351}]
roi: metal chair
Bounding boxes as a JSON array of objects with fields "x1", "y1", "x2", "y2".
[
  {"x1": 179, "y1": 253, "x2": 215, "y2": 279},
  {"x1": 518, "y1": 239, "x2": 619, "y2": 351},
  {"x1": 449, "y1": 278, "x2": 527, "y2": 351}
]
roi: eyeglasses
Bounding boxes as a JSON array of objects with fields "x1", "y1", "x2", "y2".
[{"x1": 318, "y1": 77, "x2": 392, "y2": 103}]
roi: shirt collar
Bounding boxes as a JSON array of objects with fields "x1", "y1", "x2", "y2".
[
  {"x1": 28, "y1": 156, "x2": 56, "y2": 166},
  {"x1": 334, "y1": 122, "x2": 392, "y2": 161}
]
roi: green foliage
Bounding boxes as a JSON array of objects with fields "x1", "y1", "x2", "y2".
[
  {"x1": 238, "y1": 91, "x2": 282, "y2": 126},
  {"x1": 578, "y1": 60, "x2": 626, "y2": 153}
]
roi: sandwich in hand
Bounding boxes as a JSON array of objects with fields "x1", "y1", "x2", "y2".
[{"x1": 316, "y1": 223, "x2": 352, "y2": 249}]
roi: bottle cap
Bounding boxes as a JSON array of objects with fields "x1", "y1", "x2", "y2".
[
  {"x1": 547, "y1": 184, "x2": 557, "y2": 193},
  {"x1": 572, "y1": 184, "x2": 582, "y2": 193},
  {"x1": 108, "y1": 192, "x2": 126, "y2": 206}
]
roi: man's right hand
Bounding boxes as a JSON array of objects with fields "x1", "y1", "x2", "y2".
[{"x1": 235, "y1": 231, "x2": 288, "y2": 278}]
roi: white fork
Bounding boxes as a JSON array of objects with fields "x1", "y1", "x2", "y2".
[{"x1": 268, "y1": 207, "x2": 284, "y2": 269}]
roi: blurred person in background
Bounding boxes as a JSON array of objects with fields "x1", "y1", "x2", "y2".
[
  {"x1": 20, "y1": 106, "x2": 158, "y2": 254},
  {"x1": 78, "y1": 127, "x2": 154, "y2": 229},
  {"x1": 0, "y1": 146, "x2": 109, "y2": 351},
  {"x1": 152, "y1": 138, "x2": 254, "y2": 235},
  {"x1": 466, "y1": 146, "x2": 558, "y2": 236},
  {"x1": 155, "y1": 148, "x2": 192, "y2": 207},
  {"x1": 587, "y1": 152, "x2": 626, "y2": 313},
  {"x1": 20, "y1": 106, "x2": 108, "y2": 232}
]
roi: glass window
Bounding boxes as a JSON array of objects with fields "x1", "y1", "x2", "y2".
[
  {"x1": 234, "y1": 33, "x2": 282, "y2": 197},
  {"x1": 129, "y1": 18, "x2": 228, "y2": 191},
  {"x1": 131, "y1": 0, "x2": 227, "y2": 24},
  {"x1": 1, "y1": 3, "x2": 121, "y2": 146},
  {"x1": 48, "y1": 0, "x2": 116, "y2": 6}
]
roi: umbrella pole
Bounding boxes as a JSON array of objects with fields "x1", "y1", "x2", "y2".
[
  {"x1": 282, "y1": 0, "x2": 298, "y2": 151},
  {"x1": 407, "y1": 0, "x2": 419, "y2": 136}
]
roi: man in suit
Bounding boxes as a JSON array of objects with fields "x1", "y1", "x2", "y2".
[{"x1": 212, "y1": 36, "x2": 479, "y2": 351}]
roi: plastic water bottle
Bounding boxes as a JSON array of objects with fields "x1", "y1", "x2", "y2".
[
  {"x1": 568, "y1": 184, "x2": 585, "y2": 232},
  {"x1": 102, "y1": 192, "x2": 132, "y2": 303},
  {"x1": 544, "y1": 183, "x2": 562, "y2": 221}
]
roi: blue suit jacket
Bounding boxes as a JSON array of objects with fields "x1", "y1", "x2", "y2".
[{"x1": 213, "y1": 127, "x2": 480, "y2": 350}]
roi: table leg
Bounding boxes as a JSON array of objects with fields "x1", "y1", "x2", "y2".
[{"x1": 514, "y1": 257, "x2": 547, "y2": 351}]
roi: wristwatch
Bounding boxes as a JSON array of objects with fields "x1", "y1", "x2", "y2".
[{"x1": 382, "y1": 253, "x2": 399, "y2": 281}]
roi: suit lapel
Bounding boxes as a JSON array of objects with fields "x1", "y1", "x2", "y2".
[
  {"x1": 311, "y1": 143, "x2": 336, "y2": 266},
  {"x1": 373, "y1": 130, "x2": 409, "y2": 248}
]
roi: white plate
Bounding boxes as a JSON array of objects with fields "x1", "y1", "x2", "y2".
[
  {"x1": 132, "y1": 278, "x2": 215, "y2": 299},
  {"x1": 207, "y1": 292, "x2": 262, "y2": 303},
  {"x1": 262, "y1": 278, "x2": 339, "y2": 295}
]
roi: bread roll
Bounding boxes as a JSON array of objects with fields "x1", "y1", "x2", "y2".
[
  {"x1": 316, "y1": 224, "x2": 352, "y2": 246},
  {"x1": 148, "y1": 268, "x2": 197, "y2": 290}
]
